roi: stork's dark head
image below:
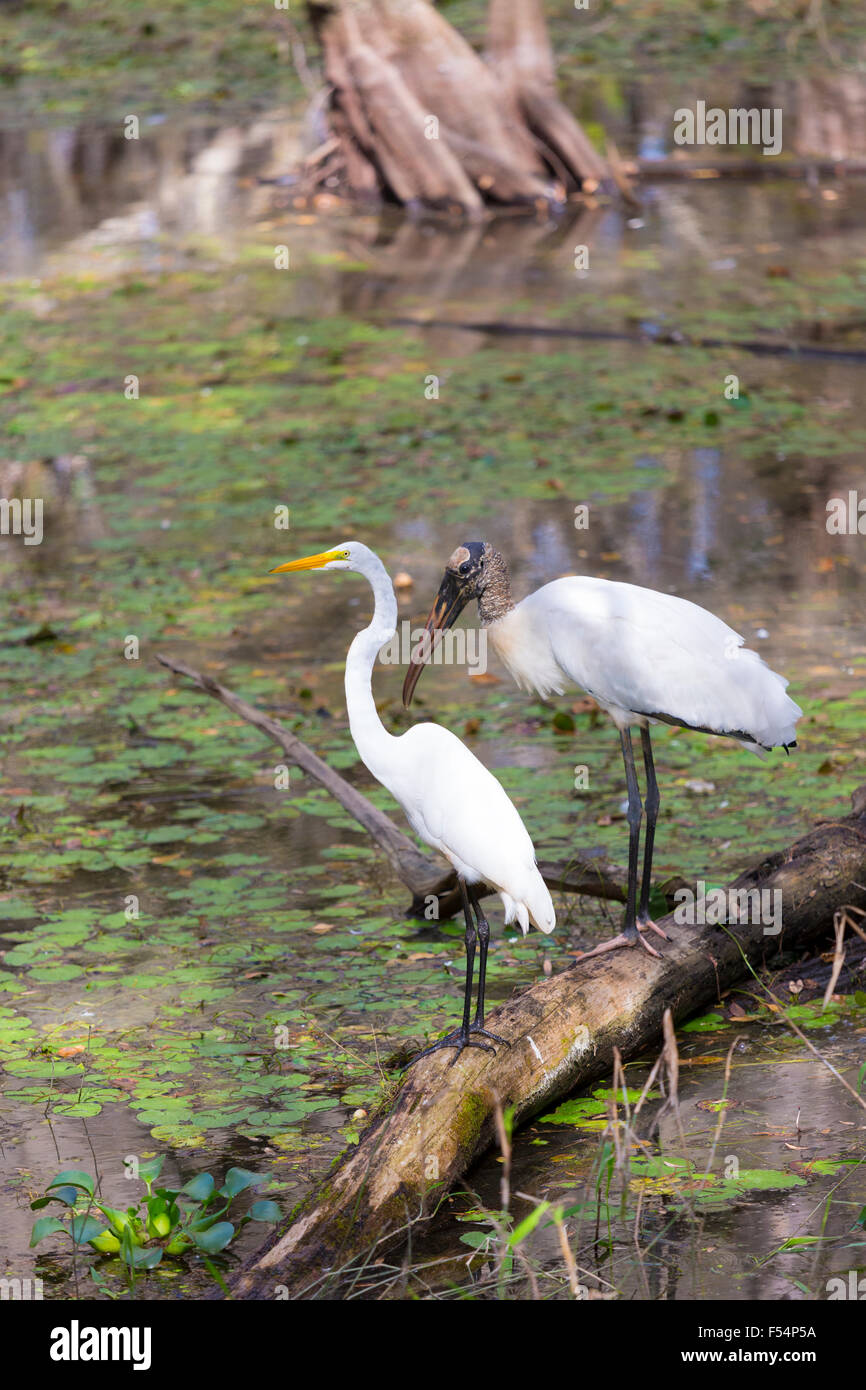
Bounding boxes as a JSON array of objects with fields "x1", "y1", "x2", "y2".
[
  {"x1": 445, "y1": 539, "x2": 488, "y2": 595},
  {"x1": 402, "y1": 540, "x2": 503, "y2": 707}
]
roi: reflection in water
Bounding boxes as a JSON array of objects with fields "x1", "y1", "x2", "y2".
[
  {"x1": 686, "y1": 447, "x2": 721, "y2": 584},
  {"x1": 795, "y1": 74, "x2": 866, "y2": 159},
  {"x1": 0, "y1": 112, "x2": 302, "y2": 275},
  {"x1": 5, "y1": 71, "x2": 866, "y2": 284}
]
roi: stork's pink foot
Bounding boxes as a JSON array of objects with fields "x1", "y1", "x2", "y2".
[
  {"x1": 637, "y1": 916, "x2": 669, "y2": 941},
  {"x1": 573, "y1": 922, "x2": 664, "y2": 963}
]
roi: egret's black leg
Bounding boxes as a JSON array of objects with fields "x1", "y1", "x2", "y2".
[
  {"x1": 637, "y1": 726, "x2": 668, "y2": 941},
  {"x1": 405, "y1": 877, "x2": 497, "y2": 1067},
  {"x1": 468, "y1": 889, "x2": 509, "y2": 1047},
  {"x1": 457, "y1": 876, "x2": 476, "y2": 1035},
  {"x1": 573, "y1": 726, "x2": 662, "y2": 964}
]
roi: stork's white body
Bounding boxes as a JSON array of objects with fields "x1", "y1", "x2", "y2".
[
  {"x1": 341, "y1": 546, "x2": 554, "y2": 936},
  {"x1": 488, "y1": 577, "x2": 801, "y2": 752}
]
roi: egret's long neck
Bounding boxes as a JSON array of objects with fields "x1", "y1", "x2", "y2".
[{"x1": 344, "y1": 555, "x2": 398, "y2": 771}]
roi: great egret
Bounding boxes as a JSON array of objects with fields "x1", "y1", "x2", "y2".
[
  {"x1": 403, "y1": 541, "x2": 801, "y2": 959},
  {"x1": 270, "y1": 541, "x2": 555, "y2": 1062}
]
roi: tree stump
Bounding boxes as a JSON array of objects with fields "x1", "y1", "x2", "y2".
[{"x1": 303, "y1": 0, "x2": 609, "y2": 214}]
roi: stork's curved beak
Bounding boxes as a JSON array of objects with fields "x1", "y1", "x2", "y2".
[{"x1": 401, "y1": 569, "x2": 473, "y2": 707}]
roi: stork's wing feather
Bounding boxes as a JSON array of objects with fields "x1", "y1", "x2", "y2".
[{"x1": 532, "y1": 578, "x2": 801, "y2": 748}]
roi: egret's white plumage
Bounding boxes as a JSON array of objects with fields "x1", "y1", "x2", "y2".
[
  {"x1": 271, "y1": 540, "x2": 554, "y2": 1060},
  {"x1": 371, "y1": 721, "x2": 554, "y2": 936}
]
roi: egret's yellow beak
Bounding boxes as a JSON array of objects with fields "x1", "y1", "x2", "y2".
[{"x1": 269, "y1": 549, "x2": 343, "y2": 574}]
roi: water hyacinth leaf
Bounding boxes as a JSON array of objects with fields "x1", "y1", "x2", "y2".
[
  {"x1": 70, "y1": 1215, "x2": 110, "y2": 1245},
  {"x1": 30, "y1": 1217, "x2": 68, "y2": 1247},
  {"x1": 183, "y1": 1172, "x2": 216, "y2": 1202},
  {"x1": 48, "y1": 1170, "x2": 95, "y2": 1197},
  {"x1": 138, "y1": 1156, "x2": 165, "y2": 1190},
  {"x1": 36, "y1": 1186, "x2": 80, "y2": 1207},
  {"x1": 193, "y1": 1222, "x2": 235, "y2": 1254},
  {"x1": 219, "y1": 1167, "x2": 265, "y2": 1198},
  {"x1": 188, "y1": 1205, "x2": 231, "y2": 1232},
  {"x1": 248, "y1": 1199, "x2": 281, "y2": 1223},
  {"x1": 98, "y1": 1205, "x2": 135, "y2": 1238},
  {"x1": 123, "y1": 1245, "x2": 164, "y2": 1270}
]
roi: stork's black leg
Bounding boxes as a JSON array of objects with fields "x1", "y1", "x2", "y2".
[
  {"x1": 620, "y1": 726, "x2": 643, "y2": 942},
  {"x1": 468, "y1": 889, "x2": 509, "y2": 1046},
  {"x1": 637, "y1": 726, "x2": 668, "y2": 941},
  {"x1": 405, "y1": 877, "x2": 498, "y2": 1067},
  {"x1": 573, "y1": 726, "x2": 663, "y2": 964}
]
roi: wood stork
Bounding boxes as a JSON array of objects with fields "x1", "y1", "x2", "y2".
[
  {"x1": 402, "y1": 541, "x2": 801, "y2": 960},
  {"x1": 270, "y1": 541, "x2": 555, "y2": 1063}
]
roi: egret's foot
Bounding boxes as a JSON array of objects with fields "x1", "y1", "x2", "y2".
[
  {"x1": 637, "y1": 915, "x2": 669, "y2": 942},
  {"x1": 405, "y1": 1024, "x2": 500, "y2": 1069}
]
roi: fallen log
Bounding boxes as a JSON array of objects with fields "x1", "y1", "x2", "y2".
[
  {"x1": 386, "y1": 315, "x2": 866, "y2": 364},
  {"x1": 155, "y1": 653, "x2": 631, "y2": 915},
  {"x1": 229, "y1": 790, "x2": 866, "y2": 1299}
]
